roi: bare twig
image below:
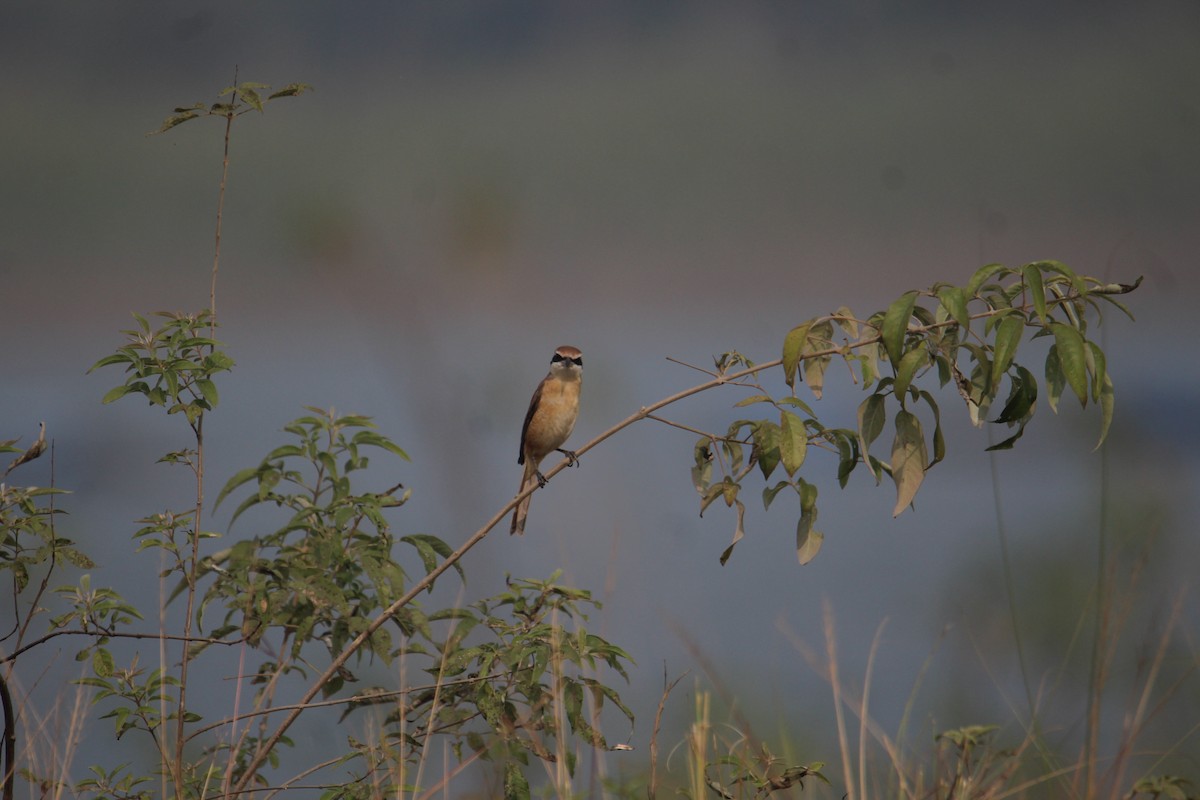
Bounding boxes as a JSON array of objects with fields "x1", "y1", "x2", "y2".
[{"x1": 648, "y1": 665, "x2": 687, "y2": 800}]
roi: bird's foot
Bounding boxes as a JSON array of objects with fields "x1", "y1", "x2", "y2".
[
  {"x1": 535, "y1": 470, "x2": 549, "y2": 488},
  {"x1": 557, "y1": 448, "x2": 580, "y2": 467}
]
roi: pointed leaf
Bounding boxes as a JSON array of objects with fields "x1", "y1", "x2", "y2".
[
  {"x1": 890, "y1": 411, "x2": 927, "y2": 517},
  {"x1": 1045, "y1": 345, "x2": 1065, "y2": 413},
  {"x1": 990, "y1": 315, "x2": 1024, "y2": 387},
  {"x1": 857, "y1": 394, "x2": 886, "y2": 481},
  {"x1": 965, "y1": 263, "x2": 1010, "y2": 297},
  {"x1": 795, "y1": 479, "x2": 822, "y2": 564},
  {"x1": 779, "y1": 410, "x2": 808, "y2": 477},
  {"x1": 1094, "y1": 373, "x2": 1114, "y2": 449},
  {"x1": 782, "y1": 322, "x2": 812, "y2": 388},
  {"x1": 882, "y1": 291, "x2": 918, "y2": 367},
  {"x1": 936, "y1": 286, "x2": 969, "y2": 330},
  {"x1": 894, "y1": 347, "x2": 928, "y2": 401},
  {"x1": 196, "y1": 379, "x2": 219, "y2": 408},
  {"x1": 1051, "y1": 323, "x2": 1088, "y2": 407},
  {"x1": 718, "y1": 500, "x2": 746, "y2": 566},
  {"x1": 1021, "y1": 263, "x2": 1048, "y2": 323},
  {"x1": 215, "y1": 465, "x2": 261, "y2": 510},
  {"x1": 753, "y1": 422, "x2": 782, "y2": 480}
]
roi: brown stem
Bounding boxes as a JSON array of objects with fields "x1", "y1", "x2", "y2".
[{"x1": 231, "y1": 286, "x2": 1128, "y2": 792}]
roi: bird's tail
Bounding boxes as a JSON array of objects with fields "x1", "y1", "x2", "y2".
[{"x1": 510, "y1": 461, "x2": 538, "y2": 535}]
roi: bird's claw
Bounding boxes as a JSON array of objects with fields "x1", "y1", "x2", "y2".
[
  {"x1": 557, "y1": 448, "x2": 580, "y2": 467},
  {"x1": 535, "y1": 471, "x2": 549, "y2": 488}
]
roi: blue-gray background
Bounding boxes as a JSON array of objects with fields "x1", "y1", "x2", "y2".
[{"x1": 3, "y1": 1, "x2": 1198, "y2": 793}]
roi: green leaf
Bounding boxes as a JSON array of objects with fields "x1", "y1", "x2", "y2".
[
  {"x1": 149, "y1": 110, "x2": 200, "y2": 136},
  {"x1": 733, "y1": 394, "x2": 774, "y2": 408},
  {"x1": 857, "y1": 394, "x2": 886, "y2": 482},
  {"x1": 691, "y1": 439, "x2": 713, "y2": 494},
  {"x1": 718, "y1": 500, "x2": 746, "y2": 566},
  {"x1": 214, "y1": 465, "x2": 261, "y2": 510},
  {"x1": 504, "y1": 760, "x2": 530, "y2": 800},
  {"x1": 762, "y1": 480, "x2": 790, "y2": 510},
  {"x1": 89, "y1": 353, "x2": 132, "y2": 372},
  {"x1": 804, "y1": 320, "x2": 834, "y2": 399},
  {"x1": 990, "y1": 315, "x2": 1024, "y2": 387},
  {"x1": 890, "y1": 411, "x2": 927, "y2": 517},
  {"x1": 1032, "y1": 259, "x2": 1085, "y2": 295},
  {"x1": 881, "y1": 291, "x2": 918, "y2": 367},
  {"x1": 779, "y1": 411, "x2": 808, "y2": 477},
  {"x1": 1050, "y1": 323, "x2": 1089, "y2": 407},
  {"x1": 92, "y1": 648, "x2": 115, "y2": 678},
  {"x1": 1045, "y1": 345, "x2": 1065, "y2": 413},
  {"x1": 101, "y1": 385, "x2": 133, "y2": 404},
  {"x1": 936, "y1": 286, "x2": 969, "y2": 330},
  {"x1": 782, "y1": 322, "x2": 812, "y2": 388},
  {"x1": 893, "y1": 347, "x2": 928, "y2": 401},
  {"x1": 1022, "y1": 263, "x2": 1048, "y2": 323},
  {"x1": 795, "y1": 480, "x2": 822, "y2": 565},
  {"x1": 919, "y1": 391, "x2": 945, "y2": 466},
  {"x1": 965, "y1": 263, "x2": 1009, "y2": 297},
  {"x1": 1086, "y1": 341, "x2": 1107, "y2": 401},
  {"x1": 267, "y1": 82, "x2": 314, "y2": 100},
  {"x1": 196, "y1": 379, "x2": 219, "y2": 408},
  {"x1": 753, "y1": 422, "x2": 782, "y2": 480},
  {"x1": 1095, "y1": 372, "x2": 1114, "y2": 450}
]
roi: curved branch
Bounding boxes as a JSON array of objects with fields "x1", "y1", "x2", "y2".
[{"x1": 231, "y1": 284, "x2": 1130, "y2": 792}]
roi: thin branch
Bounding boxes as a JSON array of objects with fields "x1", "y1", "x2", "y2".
[
  {"x1": 648, "y1": 666, "x2": 688, "y2": 800},
  {"x1": 231, "y1": 285, "x2": 1127, "y2": 791},
  {"x1": 1, "y1": 630, "x2": 242, "y2": 665}
]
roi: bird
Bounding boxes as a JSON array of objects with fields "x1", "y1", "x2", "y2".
[{"x1": 510, "y1": 345, "x2": 583, "y2": 535}]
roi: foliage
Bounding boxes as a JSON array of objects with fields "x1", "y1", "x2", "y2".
[
  {"x1": 148, "y1": 81, "x2": 312, "y2": 136},
  {"x1": 683, "y1": 263, "x2": 1139, "y2": 565},
  {"x1": 1, "y1": 72, "x2": 1181, "y2": 800}
]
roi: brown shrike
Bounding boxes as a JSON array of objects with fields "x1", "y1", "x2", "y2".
[{"x1": 510, "y1": 345, "x2": 583, "y2": 535}]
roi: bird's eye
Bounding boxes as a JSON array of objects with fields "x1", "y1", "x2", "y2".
[
  {"x1": 551, "y1": 353, "x2": 564, "y2": 363},
  {"x1": 571, "y1": 357, "x2": 583, "y2": 366}
]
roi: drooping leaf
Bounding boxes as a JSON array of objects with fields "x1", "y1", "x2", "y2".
[
  {"x1": 918, "y1": 390, "x2": 945, "y2": 466},
  {"x1": 890, "y1": 411, "x2": 927, "y2": 517},
  {"x1": 753, "y1": 422, "x2": 782, "y2": 480},
  {"x1": 893, "y1": 347, "x2": 929, "y2": 401},
  {"x1": 857, "y1": 394, "x2": 886, "y2": 481},
  {"x1": 762, "y1": 480, "x2": 790, "y2": 510},
  {"x1": 1051, "y1": 323, "x2": 1089, "y2": 407},
  {"x1": 1095, "y1": 373, "x2": 1114, "y2": 450},
  {"x1": 779, "y1": 410, "x2": 808, "y2": 477},
  {"x1": 718, "y1": 500, "x2": 746, "y2": 566},
  {"x1": 691, "y1": 439, "x2": 713, "y2": 494},
  {"x1": 990, "y1": 314, "x2": 1024, "y2": 387},
  {"x1": 782, "y1": 322, "x2": 812, "y2": 388},
  {"x1": 1045, "y1": 345, "x2": 1065, "y2": 413},
  {"x1": 795, "y1": 480, "x2": 822, "y2": 565}
]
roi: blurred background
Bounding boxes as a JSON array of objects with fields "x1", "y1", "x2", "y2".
[{"x1": 3, "y1": 0, "x2": 1199, "y2": 794}]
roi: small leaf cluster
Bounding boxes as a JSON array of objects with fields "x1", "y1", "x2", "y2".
[
  {"x1": 90, "y1": 310, "x2": 233, "y2": 428},
  {"x1": 76, "y1": 654, "x2": 181, "y2": 741},
  {"x1": 0, "y1": 481, "x2": 81, "y2": 594},
  {"x1": 150, "y1": 81, "x2": 312, "y2": 135},
  {"x1": 691, "y1": 261, "x2": 1138, "y2": 565},
  {"x1": 201, "y1": 408, "x2": 415, "y2": 675},
  {"x1": 926, "y1": 724, "x2": 1019, "y2": 798},
  {"x1": 1129, "y1": 775, "x2": 1197, "y2": 800},
  {"x1": 703, "y1": 745, "x2": 829, "y2": 799},
  {"x1": 337, "y1": 574, "x2": 635, "y2": 797}
]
